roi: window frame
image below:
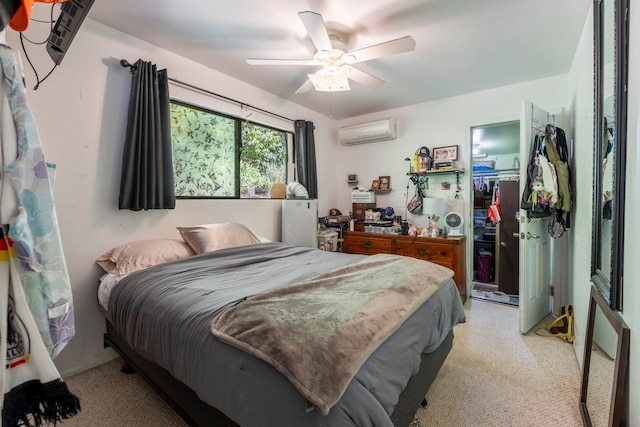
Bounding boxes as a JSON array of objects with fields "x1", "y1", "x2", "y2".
[{"x1": 169, "y1": 98, "x2": 290, "y2": 200}]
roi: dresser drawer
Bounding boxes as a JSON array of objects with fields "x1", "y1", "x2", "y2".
[
  {"x1": 344, "y1": 234, "x2": 393, "y2": 255},
  {"x1": 395, "y1": 241, "x2": 454, "y2": 264}
]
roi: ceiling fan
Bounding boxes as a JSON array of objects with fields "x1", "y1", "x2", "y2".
[{"x1": 246, "y1": 11, "x2": 416, "y2": 93}]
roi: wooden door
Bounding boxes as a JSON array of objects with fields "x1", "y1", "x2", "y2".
[{"x1": 497, "y1": 180, "x2": 520, "y2": 294}]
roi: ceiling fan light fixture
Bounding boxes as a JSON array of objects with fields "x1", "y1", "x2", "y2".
[
  {"x1": 342, "y1": 54, "x2": 356, "y2": 64},
  {"x1": 313, "y1": 48, "x2": 347, "y2": 67},
  {"x1": 308, "y1": 67, "x2": 351, "y2": 92},
  {"x1": 247, "y1": 11, "x2": 416, "y2": 95}
]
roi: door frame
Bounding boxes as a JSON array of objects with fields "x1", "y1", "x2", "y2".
[
  {"x1": 465, "y1": 108, "x2": 571, "y2": 324},
  {"x1": 465, "y1": 115, "x2": 520, "y2": 299}
]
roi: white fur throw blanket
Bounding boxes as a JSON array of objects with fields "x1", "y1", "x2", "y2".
[{"x1": 211, "y1": 253, "x2": 454, "y2": 415}]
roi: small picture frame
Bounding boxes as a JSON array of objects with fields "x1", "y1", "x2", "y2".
[
  {"x1": 371, "y1": 179, "x2": 380, "y2": 190},
  {"x1": 432, "y1": 145, "x2": 458, "y2": 163},
  {"x1": 347, "y1": 174, "x2": 357, "y2": 182},
  {"x1": 378, "y1": 176, "x2": 391, "y2": 190}
]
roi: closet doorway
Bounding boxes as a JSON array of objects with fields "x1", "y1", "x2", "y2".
[{"x1": 470, "y1": 120, "x2": 520, "y2": 306}]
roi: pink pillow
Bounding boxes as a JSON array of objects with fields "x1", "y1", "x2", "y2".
[
  {"x1": 177, "y1": 223, "x2": 261, "y2": 254},
  {"x1": 96, "y1": 239, "x2": 194, "y2": 275}
]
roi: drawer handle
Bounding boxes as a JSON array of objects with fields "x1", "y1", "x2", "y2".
[
  {"x1": 417, "y1": 248, "x2": 429, "y2": 255},
  {"x1": 363, "y1": 241, "x2": 372, "y2": 248}
]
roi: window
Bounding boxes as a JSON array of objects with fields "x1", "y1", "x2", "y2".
[
  {"x1": 240, "y1": 121, "x2": 288, "y2": 198},
  {"x1": 170, "y1": 100, "x2": 288, "y2": 198}
]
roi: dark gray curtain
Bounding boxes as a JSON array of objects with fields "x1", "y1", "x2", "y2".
[
  {"x1": 293, "y1": 120, "x2": 317, "y2": 198},
  {"x1": 119, "y1": 59, "x2": 175, "y2": 210}
]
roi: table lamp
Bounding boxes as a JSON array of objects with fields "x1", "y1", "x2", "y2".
[{"x1": 422, "y1": 197, "x2": 446, "y2": 237}]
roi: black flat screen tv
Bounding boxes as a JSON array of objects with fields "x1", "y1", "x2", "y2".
[{"x1": 46, "y1": 0, "x2": 95, "y2": 65}]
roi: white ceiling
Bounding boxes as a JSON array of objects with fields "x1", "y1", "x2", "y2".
[{"x1": 87, "y1": 0, "x2": 591, "y2": 121}]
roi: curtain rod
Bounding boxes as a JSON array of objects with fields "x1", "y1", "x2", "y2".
[{"x1": 119, "y1": 59, "x2": 294, "y2": 124}]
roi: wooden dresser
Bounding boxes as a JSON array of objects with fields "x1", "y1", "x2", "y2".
[{"x1": 343, "y1": 231, "x2": 467, "y2": 303}]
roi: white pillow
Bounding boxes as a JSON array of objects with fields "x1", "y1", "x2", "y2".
[
  {"x1": 96, "y1": 239, "x2": 194, "y2": 275},
  {"x1": 177, "y1": 223, "x2": 261, "y2": 254}
]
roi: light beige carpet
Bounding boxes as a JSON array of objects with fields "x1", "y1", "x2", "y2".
[
  {"x1": 415, "y1": 299, "x2": 583, "y2": 427},
  {"x1": 59, "y1": 299, "x2": 584, "y2": 427},
  {"x1": 61, "y1": 359, "x2": 187, "y2": 427}
]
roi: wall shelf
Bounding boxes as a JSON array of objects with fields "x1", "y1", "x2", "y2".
[
  {"x1": 408, "y1": 168, "x2": 464, "y2": 198},
  {"x1": 407, "y1": 168, "x2": 465, "y2": 177}
]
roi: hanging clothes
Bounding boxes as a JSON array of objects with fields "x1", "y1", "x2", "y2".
[
  {"x1": 521, "y1": 134, "x2": 552, "y2": 217},
  {"x1": 537, "y1": 148, "x2": 558, "y2": 206},
  {"x1": 543, "y1": 127, "x2": 572, "y2": 213},
  {"x1": 520, "y1": 125, "x2": 573, "y2": 238},
  {"x1": 544, "y1": 126, "x2": 572, "y2": 237},
  {"x1": 488, "y1": 185, "x2": 501, "y2": 223},
  {"x1": 602, "y1": 123, "x2": 614, "y2": 219},
  {"x1": 0, "y1": 44, "x2": 79, "y2": 425}
]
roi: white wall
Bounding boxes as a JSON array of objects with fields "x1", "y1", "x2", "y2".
[
  {"x1": 621, "y1": 3, "x2": 640, "y2": 425},
  {"x1": 566, "y1": 0, "x2": 596, "y2": 375},
  {"x1": 331, "y1": 76, "x2": 570, "y2": 290},
  {"x1": 6, "y1": 18, "x2": 338, "y2": 376},
  {"x1": 567, "y1": 4, "x2": 640, "y2": 425}
]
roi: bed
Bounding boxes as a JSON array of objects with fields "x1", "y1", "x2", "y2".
[{"x1": 96, "y1": 223, "x2": 466, "y2": 427}]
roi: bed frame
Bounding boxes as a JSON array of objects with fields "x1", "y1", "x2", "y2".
[{"x1": 104, "y1": 320, "x2": 453, "y2": 427}]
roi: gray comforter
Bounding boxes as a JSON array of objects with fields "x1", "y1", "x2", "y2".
[{"x1": 108, "y1": 242, "x2": 466, "y2": 427}]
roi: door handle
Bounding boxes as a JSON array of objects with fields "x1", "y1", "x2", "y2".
[
  {"x1": 515, "y1": 232, "x2": 540, "y2": 240},
  {"x1": 500, "y1": 242, "x2": 507, "y2": 247}
]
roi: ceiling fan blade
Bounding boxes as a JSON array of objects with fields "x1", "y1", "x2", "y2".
[
  {"x1": 346, "y1": 66, "x2": 385, "y2": 89},
  {"x1": 247, "y1": 58, "x2": 320, "y2": 66},
  {"x1": 298, "y1": 11, "x2": 333, "y2": 53},
  {"x1": 347, "y1": 36, "x2": 416, "y2": 64},
  {"x1": 295, "y1": 79, "x2": 314, "y2": 94}
]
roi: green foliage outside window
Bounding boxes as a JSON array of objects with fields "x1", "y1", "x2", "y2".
[
  {"x1": 240, "y1": 122, "x2": 287, "y2": 198},
  {"x1": 170, "y1": 100, "x2": 287, "y2": 198}
]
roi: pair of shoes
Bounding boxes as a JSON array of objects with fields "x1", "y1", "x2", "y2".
[{"x1": 545, "y1": 304, "x2": 574, "y2": 343}]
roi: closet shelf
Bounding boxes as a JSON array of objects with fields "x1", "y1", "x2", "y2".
[{"x1": 472, "y1": 168, "x2": 519, "y2": 176}]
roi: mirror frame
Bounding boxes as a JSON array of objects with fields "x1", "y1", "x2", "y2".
[
  {"x1": 580, "y1": 284, "x2": 630, "y2": 426},
  {"x1": 591, "y1": 0, "x2": 630, "y2": 310}
]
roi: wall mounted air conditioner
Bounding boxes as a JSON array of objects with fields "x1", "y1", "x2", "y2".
[
  {"x1": 339, "y1": 117, "x2": 397, "y2": 145},
  {"x1": 351, "y1": 191, "x2": 376, "y2": 203}
]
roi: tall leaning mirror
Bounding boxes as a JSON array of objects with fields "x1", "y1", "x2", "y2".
[
  {"x1": 580, "y1": 285, "x2": 630, "y2": 426},
  {"x1": 591, "y1": 0, "x2": 629, "y2": 311}
]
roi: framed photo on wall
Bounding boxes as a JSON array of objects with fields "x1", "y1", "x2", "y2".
[
  {"x1": 432, "y1": 145, "x2": 458, "y2": 163},
  {"x1": 378, "y1": 176, "x2": 391, "y2": 190},
  {"x1": 371, "y1": 179, "x2": 380, "y2": 190}
]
